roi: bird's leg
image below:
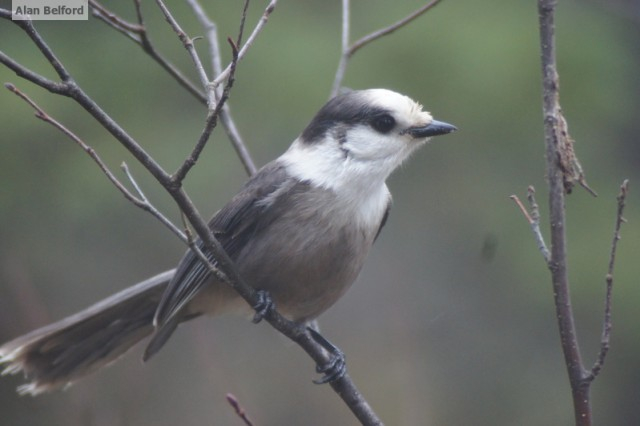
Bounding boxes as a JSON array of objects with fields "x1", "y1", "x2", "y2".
[
  {"x1": 307, "y1": 326, "x2": 346, "y2": 384},
  {"x1": 251, "y1": 289, "x2": 275, "y2": 323}
]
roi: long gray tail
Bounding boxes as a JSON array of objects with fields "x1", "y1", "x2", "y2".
[{"x1": 0, "y1": 270, "x2": 174, "y2": 395}]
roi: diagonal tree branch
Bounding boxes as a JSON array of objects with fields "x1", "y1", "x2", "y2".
[
  {"x1": 1, "y1": 7, "x2": 383, "y2": 425},
  {"x1": 331, "y1": 0, "x2": 443, "y2": 97},
  {"x1": 90, "y1": 0, "x2": 206, "y2": 103},
  {"x1": 226, "y1": 393, "x2": 255, "y2": 426},
  {"x1": 153, "y1": 0, "x2": 214, "y2": 106},
  {"x1": 172, "y1": 37, "x2": 240, "y2": 183},
  {"x1": 509, "y1": 186, "x2": 551, "y2": 264},
  {"x1": 90, "y1": 0, "x2": 258, "y2": 175},
  {"x1": 211, "y1": 0, "x2": 278, "y2": 87},
  {"x1": 185, "y1": 0, "x2": 257, "y2": 176}
]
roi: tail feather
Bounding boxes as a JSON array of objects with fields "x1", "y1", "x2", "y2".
[{"x1": 0, "y1": 270, "x2": 174, "y2": 395}]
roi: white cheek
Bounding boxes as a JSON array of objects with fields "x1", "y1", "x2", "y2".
[{"x1": 344, "y1": 130, "x2": 405, "y2": 161}]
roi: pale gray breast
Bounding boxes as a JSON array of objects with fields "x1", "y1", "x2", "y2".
[{"x1": 235, "y1": 184, "x2": 377, "y2": 321}]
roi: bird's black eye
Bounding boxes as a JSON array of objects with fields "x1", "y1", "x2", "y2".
[{"x1": 370, "y1": 114, "x2": 396, "y2": 134}]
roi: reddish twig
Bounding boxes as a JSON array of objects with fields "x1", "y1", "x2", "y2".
[
  {"x1": 509, "y1": 186, "x2": 550, "y2": 264},
  {"x1": 226, "y1": 393, "x2": 255, "y2": 426}
]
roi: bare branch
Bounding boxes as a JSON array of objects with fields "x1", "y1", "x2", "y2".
[
  {"x1": 587, "y1": 179, "x2": 629, "y2": 381},
  {"x1": 226, "y1": 393, "x2": 255, "y2": 426},
  {"x1": 236, "y1": 0, "x2": 251, "y2": 49},
  {"x1": 331, "y1": 0, "x2": 443, "y2": 96},
  {"x1": 1, "y1": 13, "x2": 243, "y2": 320},
  {"x1": 89, "y1": 0, "x2": 143, "y2": 40},
  {"x1": 185, "y1": 0, "x2": 222, "y2": 78},
  {"x1": 91, "y1": 0, "x2": 257, "y2": 175},
  {"x1": 212, "y1": 0, "x2": 278, "y2": 87},
  {"x1": 4, "y1": 82, "x2": 188, "y2": 244},
  {"x1": 120, "y1": 162, "x2": 188, "y2": 242},
  {"x1": 538, "y1": 0, "x2": 595, "y2": 423},
  {"x1": 330, "y1": 0, "x2": 351, "y2": 98},
  {"x1": 89, "y1": 1, "x2": 206, "y2": 103},
  {"x1": 2, "y1": 9, "x2": 381, "y2": 424},
  {"x1": 509, "y1": 187, "x2": 551, "y2": 265},
  {"x1": 153, "y1": 0, "x2": 213, "y2": 106},
  {"x1": 0, "y1": 11, "x2": 69, "y2": 93},
  {"x1": 526, "y1": 187, "x2": 551, "y2": 264},
  {"x1": 2, "y1": 13, "x2": 71, "y2": 82},
  {"x1": 509, "y1": 194, "x2": 534, "y2": 224},
  {"x1": 5, "y1": 83, "x2": 137, "y2": 202},
  {"x1": 348, "y1": 0, "x2": 443, "y2": 57},
  {"x1": 172, "y1": 37, "x2": 240, "y2": 183},
  {"x1": 185, "y1": 0, "x2": 258, "y2": 175},
  {"x1": 0, "y1": 50, "x2": 66, "y2": 93},
  {"x1": 220, "y1": 110, "x2": 257, "y2": 176}
]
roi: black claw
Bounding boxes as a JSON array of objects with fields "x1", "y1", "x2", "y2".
[
  {"x1": 313, "y1": 352, "x2": 346, "y2": 385},
  {"x1": 252, "y1": 289, "x2": 275, "y2": 323},
  {"x1": 307, "y1": 327, "x2": 346, "y2": 384}
]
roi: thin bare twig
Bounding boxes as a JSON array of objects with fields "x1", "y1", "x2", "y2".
[
  {"x1": 185, "y1": 0, "x2": 257, "y2": 175},
  {"x1": 4, "y1": 14, "x2": 70, "y2": 82},
  {"x1": 226, "y1": 393, "x2": 255, "y2": 426},
  {"x1": 331, "y1": 0, "x2": 351, "y2": 98},
  {"x1": 509, "y1": 194, "x2": 534, "y2": 224},
  {"x1": 587, "y1": 179, "x2": 629, "y2": 381},
  {"x1": 89, "y1": 1, "x2": 206, "y2": 103},
  {"x1": 4, "y1": 82, "x2": 189, "y2": 244},
  {"x1": 89, "y1": 0, "x2": 143, "y2": 38},
  {"x1": 1, "y1": 9, "x2": 382, "y2": 425},
  {"x1": 154, "y1": 0, "x2": 214, "y2": 107},
  {"x1": 235, "y1": 0, "x2": 251, "y2": 49},
  {"x1": 185, "y1": 0, "x2": 221, "y2": 79},
  {"x1": 510, "y1": 187, "x2": 551, "y2": 264},
  {"x1": 526, "y1": 187, "x2": 551, "y2": 264},
  {"x1": 349, "y1": 0, "x2": 443, "y2": 56},
  {"x1": 0, "y1": 50, "x2": 65, "y2": 93},
  {"x1": 120, "y1": 162, "x2": 188, "y2": 242},
  {"x1": 212, "y1": 0, "x2": 278, "y2": 87},
  {"x1": 331, "y1": 0, "x2": 443, "y2": 96},
  {"x1": 172, "y1": 37, "x2": 240, "y2": 183},
  {"x1": 91, "y1": 0, "x2": 257, "y2": 175},
  {"x1": 4, "y1": 83, "x2": 137, "y2": 203}
]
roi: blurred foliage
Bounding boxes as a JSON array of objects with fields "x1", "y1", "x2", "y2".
[{"x1": 1, "y1": 0, "x2": 639, "y2": 425}]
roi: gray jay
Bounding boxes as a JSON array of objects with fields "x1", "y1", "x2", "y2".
[{"x1": 0, "y1": 88, "x2": 456, "y2": 395}]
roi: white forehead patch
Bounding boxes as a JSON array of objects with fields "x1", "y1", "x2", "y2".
[{"x1": 361, "y1": 88, "x2": 433, "y2": 127}]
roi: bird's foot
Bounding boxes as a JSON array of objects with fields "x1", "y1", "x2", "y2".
[
  {"x1": 307, "y1": 326, "x2": 346, "y2": 384},
  {"x1": 251, "y1": 289, "x2": 275, "y2": 323}
]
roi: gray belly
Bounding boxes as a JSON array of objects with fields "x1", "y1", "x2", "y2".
[{"x1": 235, "y1": 209, "x2": 374, "y2": 321}]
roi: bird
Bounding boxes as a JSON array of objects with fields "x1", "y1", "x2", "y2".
[{"x1": 0, "y1": 88, "x2": 456, "y2": 395}]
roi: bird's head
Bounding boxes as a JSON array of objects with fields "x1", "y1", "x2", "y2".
[{"x1": 282, "y1": 89, "x2": 456, "y2": 191}]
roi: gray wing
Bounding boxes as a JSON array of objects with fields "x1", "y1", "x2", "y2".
[{"x1": 152, "y1": 161, "x2": 294, "y2": 329}]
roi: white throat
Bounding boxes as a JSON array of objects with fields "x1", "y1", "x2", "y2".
[{"x1": 279, "y1": 139, "x2": 392, "y2": 229}]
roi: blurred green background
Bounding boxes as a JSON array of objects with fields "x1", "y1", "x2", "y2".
[{"x1": 1, "y1": 0, "x2": 639, "y2": 424}]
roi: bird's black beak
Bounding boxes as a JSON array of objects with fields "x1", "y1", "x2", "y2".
[{"x1": 405, "y1": 120, "x2": 457, "y2": 138}]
